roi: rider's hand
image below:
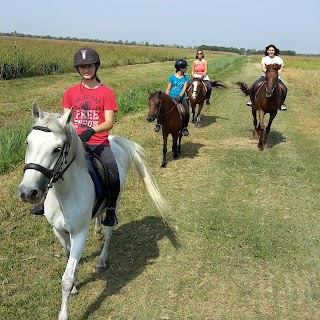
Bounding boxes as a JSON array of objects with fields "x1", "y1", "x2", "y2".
[
  {"x1": 79, "y1": 128, "x2": 96, "y2": 142},
  {"x1": 175, "y1": 96, "x2": 183, "y2": 103}
]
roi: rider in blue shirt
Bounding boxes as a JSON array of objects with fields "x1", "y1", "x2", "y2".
[{"x1": 155, "y1": 59, "x2": 190, "y2": 136}]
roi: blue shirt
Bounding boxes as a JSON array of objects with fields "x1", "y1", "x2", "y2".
[{"x1": 168, "y1": 74, "x2": 190, "y2": 99}]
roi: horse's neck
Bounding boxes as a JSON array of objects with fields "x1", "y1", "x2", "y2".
[{"x1": 161, "y1": 94, "x2": 175, "y2": 109}]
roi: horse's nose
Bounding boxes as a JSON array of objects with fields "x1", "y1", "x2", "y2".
[
  {"x1": 146, "y1": 115, "x2": 154, "y2": 122},
  {"x1": 17, "y1": 185, "x2": 43, "y2": 203}
]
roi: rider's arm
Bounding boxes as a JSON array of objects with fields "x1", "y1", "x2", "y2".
[
  {"x1": 203, "y1": 60, "x2": 208, "y2": 76},
  {"x1": 278, "y1": 65, "x2": 284, "y2": 76},
  {"x1": 91, "y1": 110, "x2": 115, "y2": 133},
  {"x1": 165, "y1": 82, "x2": 172, "y2": 95},
  {"x1": 191, "y1": 61, "x2": 196, "y2": 78},
  {"x1": 180, "y1": 82, "x2": 189, "y2": 97},
  {"x1": 261, "y1": 63, "x2": 267, "y2": 73},
  {"x1": 63, "y1": 108, "x2": 115, "y2": 132}
]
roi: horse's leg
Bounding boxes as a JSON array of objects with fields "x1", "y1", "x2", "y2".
[
  {"x1": 252, "y1": 108, "x2": 258, "y2": 139},
  {"x1": 191, "y1": 105, "x2": 195, "y2": 123},
  {"x1": 94, "y1": 216, "x2": 103, "y2": 238},
  {"x1": 161, "y1": 133, "x2": 168, "y2": 168},
  {"x1": 196, "y1": 103, "x2": 203, "y2": 125},
  {"x1": 265, "y1": 111, "x2": 277, "y2": 146},
  {"x1": 257, "y1": 109, "x2": 265, "y2": 149},
  {"x1": 59, "y1": 229, "x2": 90, "y2": 320},
  {"x1": 177, "y1": 132, "x2": 182, "y2": 155},
  {"x1": 96, "y1": 225, "x2": 114, "y2": 271},
  {"x1": 172, "y1": 132, "x2": 179, "y2": 158}
]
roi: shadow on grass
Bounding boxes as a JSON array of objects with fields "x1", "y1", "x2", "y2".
[
  {"x1": 267, "y1": 130, "x2": 286, "y2": 148},
  {"x1": 76, "y1": 216, "x2": 180, "y2": 320},
  {"x1": 192, "y1": 115, "x2": 228, "y2": 129},
  {"x1": 247, "y1": 129, "x2": 286, "y2": 149}
]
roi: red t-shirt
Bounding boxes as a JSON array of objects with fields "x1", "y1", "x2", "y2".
[{"x1": 62, "y1": 83, "x2": 118, "y2": 146}]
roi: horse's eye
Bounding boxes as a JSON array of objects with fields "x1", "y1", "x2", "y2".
[{"x1": 53, "y1": 147, "x2": 62, "y2": 153}]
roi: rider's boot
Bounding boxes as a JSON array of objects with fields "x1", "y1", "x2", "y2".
[
  {"x1": 31, "y1": 201, "x2": 44, "y2": 215},
  {"x1": 102, "y1": 157, "x2": 121, "y2": 227},
  {"x1": 205, "y1": 89, "x2": 211, "y2": 105},
  {"x1": 182, "y1": 113, "x2": 190, "y2": 136}
]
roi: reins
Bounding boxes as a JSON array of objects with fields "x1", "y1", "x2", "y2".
[{"x1": 24, "y1": 126, "x2": 75, "y2": 188}]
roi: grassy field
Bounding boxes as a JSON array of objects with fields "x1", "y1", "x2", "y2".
[{"x1": 1, "y1": 49, "x2": 320, "y2": 320}]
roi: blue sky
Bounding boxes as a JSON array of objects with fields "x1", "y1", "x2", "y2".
[{"x1": 1, "y1": 0, "x2": 318, "y2": 54}]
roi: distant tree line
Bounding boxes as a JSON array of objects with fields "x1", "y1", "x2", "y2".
[
  {"x1": 198, "y1": 45, "x2": 297, "y2": 56},
  {"x1": 4, "y1": 31, "x2": 317, "y2": 56}
]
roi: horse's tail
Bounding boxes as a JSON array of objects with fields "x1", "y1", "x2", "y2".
[
  {"x1": 110, "y1": 135, "x2": 171, "y2": 220},
  {"x1": 210, "y1": 80, "x2": 228, "y2": 89},
  {"x1": 236, "y1": 81, "x2": 251, "y2": 96}
]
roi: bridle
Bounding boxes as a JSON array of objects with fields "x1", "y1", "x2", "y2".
[
  {"x1": 265, "y1": 69, "x2": 278, "y2": 98},
  {"x1": 23, "y1": 126, "x2": 75, "y2": 188},
  {"x1": 148, "y1": 93, "x2": 176, "y2": 121}
]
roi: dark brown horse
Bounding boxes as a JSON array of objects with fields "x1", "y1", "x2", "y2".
[
  {"x1": 187, "y1": 79, "x2": 227, "y2": 126},
  {"x1": 237, "y1": 63, "x2": 283, "y2": 149},
  {"x1": 147, "y1": 91, "x2": 184, "y2": 167}
]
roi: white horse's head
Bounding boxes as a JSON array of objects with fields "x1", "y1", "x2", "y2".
[{"x1": 17, "y1": 103, "x2": 81, "y2": 204}]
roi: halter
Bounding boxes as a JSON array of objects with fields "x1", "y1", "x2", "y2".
[{"x1": 24, "y1": 126, "x2": 75, "y2": 188}]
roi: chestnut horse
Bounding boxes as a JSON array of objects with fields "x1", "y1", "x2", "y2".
[
  {"x1": 147, "y1": 91, "x2": 184, "y2": 168},
  {"x1": 236, "y1": 64, "x2": 283, "y2": 149},
  {"x1": 187, "y1": 79, "x2": 227, "y2": 126}
]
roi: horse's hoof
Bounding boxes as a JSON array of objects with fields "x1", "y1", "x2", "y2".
[
  {"x1": 95, "y1": 266, "x2": 108, "y2": 273},
  {"x1": 95, "y1": 232, "x2": 104, "y2": 240},
  {"x1": 161, "y1": 162, "x2": 167, "y2": 168},
  {"x1": 71, "y1": 286, "x2": 78, "y2": 296}
]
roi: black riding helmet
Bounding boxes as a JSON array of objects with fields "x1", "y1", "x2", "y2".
[
  {"x1": 175, "y1": 59, "x2": 189, "y2": 70},
  {"x1": 74, "y1": 47, "x2": 100, "y2": 67}
]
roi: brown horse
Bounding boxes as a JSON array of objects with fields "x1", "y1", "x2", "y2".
[
  {"x1": 147, "y1": 91, "x2": 184, "y2": 167},
  {"x1": 187, "y1": 79, "x2": 228, "y2": 126},
  {"x1": 236, "y1": 63, "x2": 283, "y2": 149}
]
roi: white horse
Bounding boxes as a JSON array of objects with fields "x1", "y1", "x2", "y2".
[{"x1": 17, "y1": 103, "x2": 170, "y2": 320}]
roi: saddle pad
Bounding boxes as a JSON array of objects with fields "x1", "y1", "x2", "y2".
[{"x1": 85, "y1": 154, "x2": 104, "y2": 199}]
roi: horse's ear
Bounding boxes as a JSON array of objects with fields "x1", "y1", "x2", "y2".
[
  {"x1": 59, "y1": 107, "x2": 73, "y2": 127},
  {"x1": 32, "y1": 102, "x2": 45, "y2": 120}
]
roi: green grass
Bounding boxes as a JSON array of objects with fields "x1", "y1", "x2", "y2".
[{"x1": 1, "y1": 53, "x2": 320, "y2": 319}]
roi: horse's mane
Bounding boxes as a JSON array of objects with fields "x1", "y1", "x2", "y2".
[{"x1": 34, "y1": 113, "x2": 87, "y2": 167}]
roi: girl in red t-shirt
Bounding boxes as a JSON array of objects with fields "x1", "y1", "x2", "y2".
[{"x1": 62, "y1": 47, "x2": 120, "y2": 226}]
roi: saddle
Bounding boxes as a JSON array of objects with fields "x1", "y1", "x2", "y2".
[
  {"x1": 253, "y1": 81, "x2": 286, "y2": 100},
  {"x1": 84, "y1": 147, "x2": 109, "y2": 218},
  {"x1": 173, "y1": 100, "x2": 186, "y2": 120},
  {"x1": 187, "y1": 78, "x2": 207, "y2": 93}
]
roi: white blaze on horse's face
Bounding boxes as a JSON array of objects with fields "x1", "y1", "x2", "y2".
[{"x1": 192, "y1": 81, "x2": 198, "y2": 99}]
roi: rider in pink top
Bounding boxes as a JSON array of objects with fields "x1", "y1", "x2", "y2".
[{"x1": 191, "y1": 50, "x2": 212, "y2": 105}]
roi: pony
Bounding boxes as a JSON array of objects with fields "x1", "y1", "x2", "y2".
[
  {"x1": 187, "y1": 79, "x2": 228, "y2": 126},
  {"x1": 236, "y1": 64, "x2": 283, "y2": 149},
  {"x1": 17, "y1": 103, "x2": 170, "y2": 320},
  {"x1": 146, "y1": 91, "x2": 184, "y2": 168}
]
